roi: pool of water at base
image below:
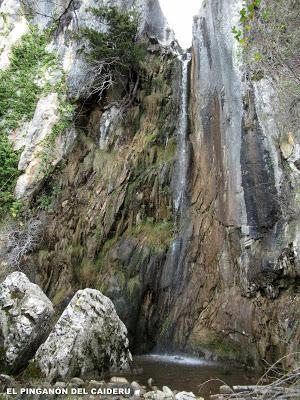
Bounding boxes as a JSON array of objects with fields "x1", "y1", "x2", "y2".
[{"x1": 127, "y1": 354, "x2": 260, "y2": 399}]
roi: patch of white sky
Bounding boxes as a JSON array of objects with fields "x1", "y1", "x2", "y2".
[{"x1": 159, "y1": 0, "x2": 203, "y2": 49}]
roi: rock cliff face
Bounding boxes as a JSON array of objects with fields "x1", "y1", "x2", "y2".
[
  {"x1": 0, "y1": 0, "x2": 299, "y2": 372},
  {"x1": 26, "y1": 48, "x2": 181, "y2": 352},
  {"x1": 0, "y1": 0, "x2": 175, "y2": 200},
  {"x1": 0, "y1": 0, "x2": 182, "y2": 354},
  {"x1": 183, "y1": 0, "x2": 300, "y2": 365}
]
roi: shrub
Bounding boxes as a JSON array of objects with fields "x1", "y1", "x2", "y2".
[
  {"x1": 233, "y1": 1, "x2": 300, "y2": 87},
  {"x1": 0, "y1": 26, "x2": 58, "y2": 216},
  {"x1": 233, "y1": 0, "x2": 300, "y2": 129},
  {"x1": 80, "y1": 6, "x2": 147, "y2": 99},
  {"x1": 0, "y1": 218, "x2": 43, "y2": 269},
  {"x1": 0, "y1": 24, "x2": 75, "y2": 216}
]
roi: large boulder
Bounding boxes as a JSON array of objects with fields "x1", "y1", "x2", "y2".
[
  {"x1": 0, "y1": 272, "x2": 54, "y2": 372},
  {"x1": 35, "y1": 288, "x2": 132, "y2": 380}
]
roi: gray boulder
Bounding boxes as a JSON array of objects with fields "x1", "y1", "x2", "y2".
[
  {"x1": 35, "y1": 288, "x2": 132, "y2": 380},
  {"x1": 0, "y1": 272, "x2": 54, "y2": 372},
  {"x1": 144, "y1": 390, "x2": 168, "y2": 400},
  {"x1": 175, "y1": 392, "x2": 196, "y2": 400}
]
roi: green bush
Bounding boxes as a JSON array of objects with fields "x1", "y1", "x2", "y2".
[
  {"x1": 232, "y1": 0, "x2": 300, "y2": 131},
  {"x1": 80, "y1": 6, "x2": 147, "y2": 98},
  {"x1": 0, "y1": 138, "x2": 20, "y2": 215},
  {"x1": 0, "y1": 26, "x2": 58, "y2": 216},
  {"x1": 233, "y1": 1, "x2": 299, "y2": 91},
  {"x1": 0, "y1": 25, "x2": 74, "y2": 216}
]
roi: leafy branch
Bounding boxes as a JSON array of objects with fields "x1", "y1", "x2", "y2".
[
  {"x1": 232, "y1": 0, "x2": 300, "y2": 132},
  {"x1": 78, "y1": 6, "x2": 147, "y2": 102}
]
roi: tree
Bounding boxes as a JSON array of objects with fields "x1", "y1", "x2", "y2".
[
  {"x1": 233, "y1": 0, "x2": 300, "y2": 128},
  {"x1": 79, "y1": 6, "x2": 146, "y2": 101}
]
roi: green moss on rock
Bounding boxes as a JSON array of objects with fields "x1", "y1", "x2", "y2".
[
  {"x1": 191, "y1": 335, "x2": 253, "y2": 365},
  {"x1": 20, "y1": 359, "x2": 43, "y2": 381},
  {"x1": 0, "y1": 24, "x2": 74, "y2": 216},
  {"x1": 126, "y1": 220, "x2": 174, "y2": 252}
]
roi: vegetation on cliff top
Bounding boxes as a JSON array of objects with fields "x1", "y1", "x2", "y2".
[
  {"x1": 80, "y1": 6, "x2": 147, "y2": 100},
  {"x1": 233, "y1": 0, "x2": 300, "y2": 96}
]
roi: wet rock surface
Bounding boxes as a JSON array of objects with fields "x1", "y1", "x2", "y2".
[
  {"x1": 0, "y1": 272, "x2": 54, "y2": 373},
  {"x1": 155, "y1": 0, "x2": 300, "y2": 366}
]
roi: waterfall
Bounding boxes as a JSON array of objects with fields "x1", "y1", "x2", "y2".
[
  {"x1": 156, "y1": 52, "x2": 192, "y2": 352},
  {"x1": 173, "y1": 52, "x2": 191, "y2": 219},
  {"x1": 164, "y1": 51, "x2": 191, "y2": 287}
]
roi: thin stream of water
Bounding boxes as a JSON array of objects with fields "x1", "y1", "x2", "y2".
[
  {"x1": 173, "y1": 52, "x2": 191, "y2": 218},
  {"x1": 160, "y1": 52, "x2": 192, "y2": 294}
]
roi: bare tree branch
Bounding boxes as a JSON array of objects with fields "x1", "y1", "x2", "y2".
[
  {"x1": 0, "y1": 219, "x2": 43, "y2": 270},
  {"x1": 20, "y1": 0, "x2": 75, "y2": 25}
]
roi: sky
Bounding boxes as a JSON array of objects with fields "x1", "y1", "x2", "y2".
[{"x1": 159, "y1": 0, "x2": 202, "y2": 48}]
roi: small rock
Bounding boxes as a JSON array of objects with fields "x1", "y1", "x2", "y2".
[
  {"x1": 132, "y1": 381, "x2": 145, "y2": 395},
  {"x1": 148, "y1": 377, "x2": 154, "y2": 388},
  {"x1": 131, "y1": 381, "x2": 141, "y2": 389},
  {"x1": 219, "y1": 385, "x2": 232, "y2": 394},
  {"x1": 162, "y1": 385, "x2": 174, "y2": 398},
  {"x1": 54, "y1": 382, "x2": 67, "y2": 388},
  {"x1": 175, "y1": 392, "x2": 196, "y2": 400},
  {"x1": 144, "y1": 390, "x2": 166, "y2": 400},
  {"x1": 110, "y1": 376, "x2": 129, "y2": 384},
  {"x1": 294, "y1": 159, "x2": 300, "y2": 170},
  {"x1": 131, "y1": 382, "x2": 143, "y2": 397},
  {"x1": 280, "y1": 134, "x2": 294, "y2": 159},
  {"x1": 0, "y1": 374, "x2": 16, "y2": 391},
  {"x1": 89, "y1": 380, "x2": 104, "y2": 388},
  {"x1": 70, "y1": 377, "x2": 84, "y2": 387}
]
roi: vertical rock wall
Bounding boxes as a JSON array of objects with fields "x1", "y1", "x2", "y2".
[{"x1": 183, "y1": 0, "x2": 300, "y2": 366}]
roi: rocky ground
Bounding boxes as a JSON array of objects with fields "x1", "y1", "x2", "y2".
[
  {"x1": 0, "y1": 374, "x2": 204, "y2": 400},
  {"x1": 1, "y1": 373, "x2": 300, "y2": 400},
  {"x1": 0, "y1": 271, "x2": 299, "y2": 399}
]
